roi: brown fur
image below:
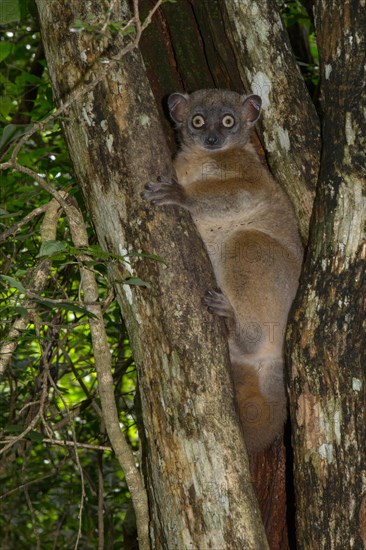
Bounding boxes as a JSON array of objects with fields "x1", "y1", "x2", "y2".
[{"x1": 143, "y1": 90, "x2": 303, "y2": 452}]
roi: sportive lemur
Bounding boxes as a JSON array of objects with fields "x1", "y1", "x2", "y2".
[{"x1": 143, "y1": 89, "x2": 303, "y2": 452}]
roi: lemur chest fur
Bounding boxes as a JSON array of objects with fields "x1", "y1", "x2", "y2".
[
  {"x1": 173, "y1": 145, "x2": 291, "y2": 281},
  {"x1": 143, "y1": 88, "x2": 303, "y2": 452}
]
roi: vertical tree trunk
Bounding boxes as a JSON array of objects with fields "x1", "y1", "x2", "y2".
[
  {"x1": 139, "y1": 3, "x2": 325, "y2": 547},
  {"x1": 36, "y1": 1, "x2": 269, "y2": 547},
  {"x1": 221, "y1": 0, "x2": 319, "y2": 240},
  {"x1": 288, "y1": 1, "x2": 366, "y2": 547}
]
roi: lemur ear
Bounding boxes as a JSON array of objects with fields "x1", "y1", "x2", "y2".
[
  {"x1": 242, "y1": 94, "x2": 262, "y2": 125},
  {"x1": 168, "y1": 93, "x2": 189, "y2": 125}
]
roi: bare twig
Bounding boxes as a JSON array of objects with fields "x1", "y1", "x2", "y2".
[
  {"x1": 133, "y1": 0, "x2": 142, "y2": 39},
  {"x1": 48, "y1": 371, "x2": 86, "y2": 550},
  {"x1": 64, "y1": 199, "x2": 150, "y2": 549},
  {"x1": 97, "y1": 425, "x2": 106, "y2": 550},
  {"x1": 0, "y1": 351, "x2": 50, "y2": 455},
  {"x1": 0, "y1": 162, "x2": 70, "y2": 208},
  {"x1": 0, "y1": 204, "x2": 49, "y2": 244},
  {"x1": 0, "y1": 472, "x2": 55, "y2": 500},
  {"x1": 24, "y1": 486, "x2": 41, "y2": 550},
  {"x1": 140, "y1": 0, "x2": 163, "y2": 34},
  {"x1": 43, "y1": 438, "x2": 112, "y2": 452}
]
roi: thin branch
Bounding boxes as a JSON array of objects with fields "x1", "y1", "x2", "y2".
[
  {"x1": 43, "y1": 438, "x2": 112, "y2": 452},
  {"x1": 0, "y1": 472, "x2": 55, "y2": 500},
  {"x1": 0, "y1": 358, "x2": 49, "y2": 455},
  {"x1": 97, "y1": 426, "x2": 106, "y2": 550},
  {"x1": 24, "y1": 486, "x2": 41, "y2": 550},
  {"x1": 0, "y1": 0, "x2": 163, "y2": 172},
  {"x1": 0, "y1": 197, "x2": 63, "y2": 376},
  {"x1": 64, "y1": 199, "x2": 150, "y2": 550},
  {"x1": 25, "y1": 291, "x2": 102, "y2": 307},
  {"x1": 47, "y1": 371, "x2": 86, "y2": 550},
  {"x1": 133, "y1": 0, "x2": 142, "y2": 40},
  {"x1": 140, "y1": 0, "x2": 163, "y2": 34},
  {"x1": 0, "y1": 162, "x2": 70, "y2": 209},
  {"x1": 58, "y1": 340, "x2": 103, "y2": 418},
  {"x1": 0, "y1": 204, "x2": 49, "y2": 244}
]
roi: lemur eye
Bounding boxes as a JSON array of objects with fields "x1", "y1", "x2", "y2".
[
  {"x1": 222, "y1": 115, "x2": 235, "y2": 128},
  {"x1": 192, "y1": 115, "x2": 205, "y2": 128}
]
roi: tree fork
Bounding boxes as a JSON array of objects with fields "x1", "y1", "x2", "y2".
[{"x1": 36, "y1": 1, "x2": 268, "y2": 547}]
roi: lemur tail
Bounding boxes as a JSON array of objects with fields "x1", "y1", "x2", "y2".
[{"x1": 231, "y1": 360, "x2": 287, "y2": 453}]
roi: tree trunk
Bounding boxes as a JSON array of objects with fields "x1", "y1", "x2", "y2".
[
  {"x1": 36, "y1": 1, "x2": 268, "y2": 547},
  {"x1": 138, "y1": 4, "x2": 310, "y2": 547},
  {"x1": 288, "y1": 1, "x2": 366, "y2": 547},
  {"x1": 221, "y1": 0, "x2": 320, "y2": 241}
]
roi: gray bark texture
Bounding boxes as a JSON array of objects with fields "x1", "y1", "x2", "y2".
[
  {"x1": 222, "y1": 0, "x2": 320, "y2": 241},
  {"x1": 288, "y1": 1, "x2": 366, "y2": 547},
  {"x1": 36, "y1": 1, "x2": 269, "y2": 548}
]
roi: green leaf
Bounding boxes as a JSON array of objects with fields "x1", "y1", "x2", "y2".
[
  {"x1": 33, "y1": 298, "x2": 98, "y2": 318},
  {"x1": 5, "y1": 423, "x2": 24, "y2": 434},
  {"x1": 37, "y1": 240, "x2": 68, "y2": 258},
  {"x1": 0, "y1": 274, "x2": 26, "y2": 292},
  {"x1": 16, "y1": 71, "x2": 43, "y2": 86},
  {"x1": 0, "y1": 124, "x2": 33, "y2": 151},
  {"x1": 0, "y1": 0, "x2": 20, "y2": 24},
  {"x1": 123, "y1": 277, "x2": 151, "y2": 289},
  {"x1": 0, "y1": 43, "x2": 13, "y2": 62},
  {"x1": 0, "y1": 96, "x2": 14, "y2": 119},
  {"x1": 19, "y1": 0, "x2": 33, "y2": 18},
  {"x1": 12, "y1": 306, "x2": 28, "y2": 316},
  {"x1": 27, "y1": 431, "x2": 44, "y2": 442}
]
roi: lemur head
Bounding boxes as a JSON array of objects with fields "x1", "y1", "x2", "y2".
[{"x1": 167, "y1": 89, "x2": 262, "y2": 151}]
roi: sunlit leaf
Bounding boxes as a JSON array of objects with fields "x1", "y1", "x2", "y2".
[
  {"x1": 0, "y1": 274, "x2": 26, "y2": 292},
  {"x1": 37, "y1": 240, "x2": 68, "y2": 258},
  {"x1": 0, "y1": 0, "x2": 20, "y2": 24}
]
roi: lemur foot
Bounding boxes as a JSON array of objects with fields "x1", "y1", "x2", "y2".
[{"x1": 203, "y1": 289, "x2": 235, "y2": 319}]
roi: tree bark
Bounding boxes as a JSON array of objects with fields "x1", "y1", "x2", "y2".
[
  {"x1": 36, "y1": 1, "x2": 268, "y2": 547},
  {"x1": 288, "y1": 1, "x2": 366, "y2": 548},
  {"x1": 221, "y1": 0, "x2": 320, "y2": 241},
  {"x1": 138, "y1": 4, "x2": 315, "y2": 548}
]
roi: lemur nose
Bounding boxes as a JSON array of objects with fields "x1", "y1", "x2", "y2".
[{"x1": 205, "y1": 135, "x2": 219, "y2": 146}]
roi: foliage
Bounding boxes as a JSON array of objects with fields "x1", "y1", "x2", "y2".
[
  {"x1": 277, "y1": 0, "x2": 319, "y2": 91},
  {"x1": 0, "y1": 7, "x2": 137, "y2": 549}
]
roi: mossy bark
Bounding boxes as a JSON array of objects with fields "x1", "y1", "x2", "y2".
[{"x1": 288, "y1": 1, "x2": 366, "y2": 547}]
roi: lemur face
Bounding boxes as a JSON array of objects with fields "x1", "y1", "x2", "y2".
[{"x1": 168, "y1": 89, "x2": 262, "y2": 151}]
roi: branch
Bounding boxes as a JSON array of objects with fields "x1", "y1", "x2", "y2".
[
  {"x1": 0, "y1": 204, "x2": 49, "y2": 244},
  {"x1": 43, "y1": 439, "x2": 112, "y2": 452},
  {"x1": 47, "y1": 371, "x2": 86, "y2": 550},
  {"x1": 62, "y1": 199, "x2": 150, "y2": 550},
  {"x1": 97, "y1": 428, "x2": 106, "y2": 550},
  {"x1": 0, "y1": 356, "x2": 50, "y2": 455},
  {"x1": 0, "y1": 472, "x2": 55, "y2": 500},
  {"x1": 0, "y1": 0, "x2": 163, "y2": 170},
  {"x1": 0, "y1": 197, "x2": 63, "y2": 376}
]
